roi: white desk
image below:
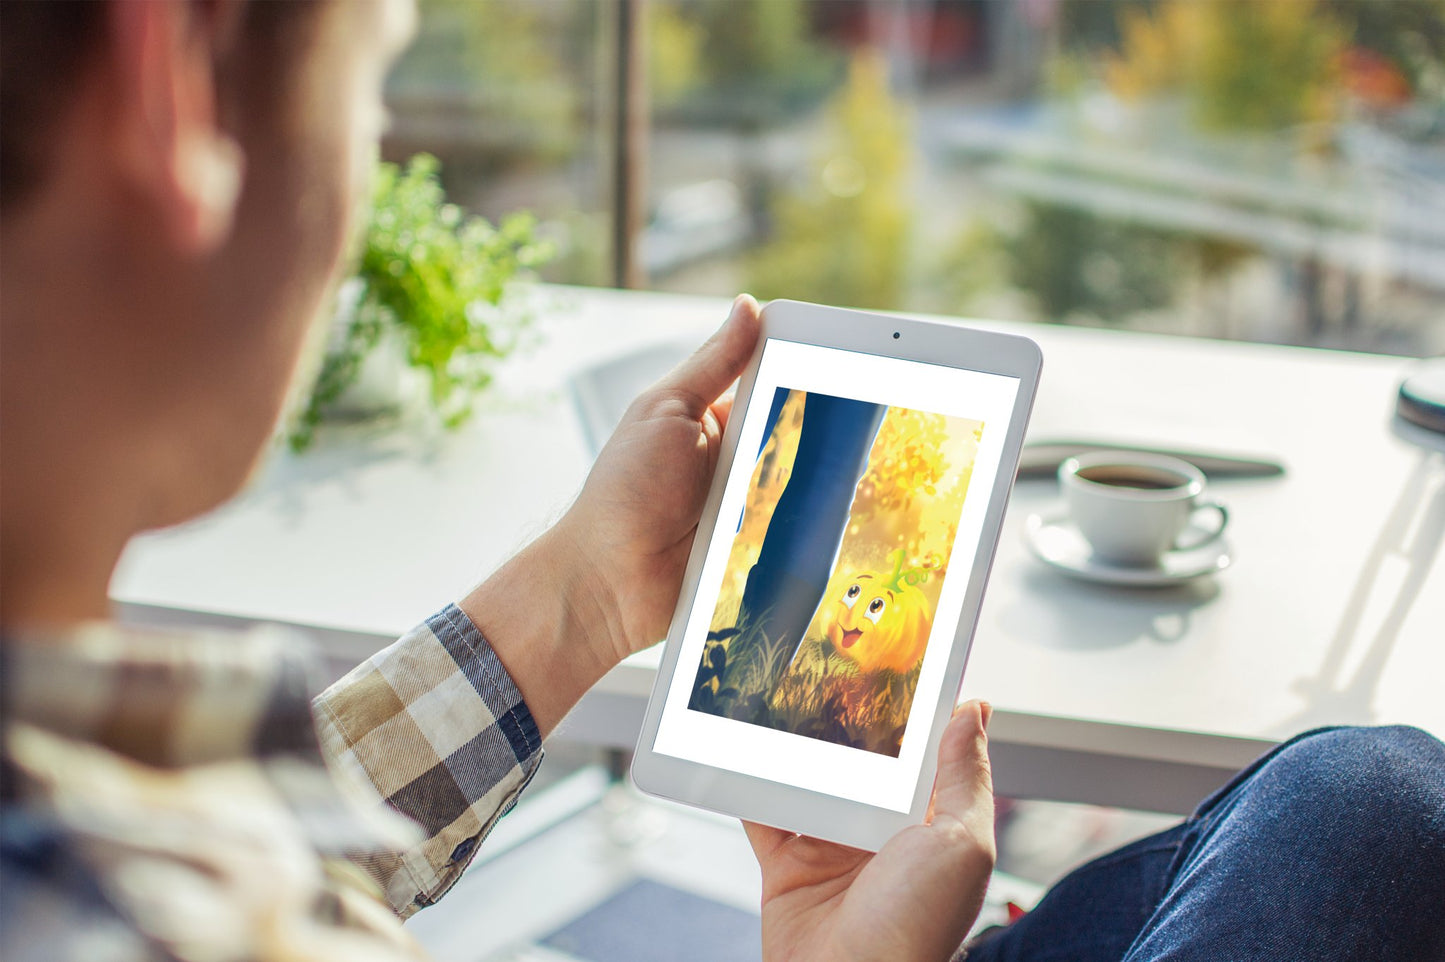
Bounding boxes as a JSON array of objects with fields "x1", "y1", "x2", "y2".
[{"x1": 112, "y1": 286, "x2": 1445, "y2": 813}]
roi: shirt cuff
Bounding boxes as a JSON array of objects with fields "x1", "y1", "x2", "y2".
[{"x1": 314, "y1": 604, "x2": 544, "y2": 917}]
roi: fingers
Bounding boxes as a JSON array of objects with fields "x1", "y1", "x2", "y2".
[
  {"x1": 699, "y1": 388, "x2": 738, "y2": 467},
  {"x1": 929, "y1": 699, "x2": 994, "y2": 828},
  {"x1": 743, "y1": 820, "x2": 793, "y2": 861},
  {"x1": 653, "y1": 294, "x2": 761, "y2": 419},
  {"x1": 708, "y1": 387, "x2": 737, "y2": 429}
]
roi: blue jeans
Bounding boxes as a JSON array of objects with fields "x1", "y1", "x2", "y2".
[
  {"x1": 967, "y1": 726, "x2": 1445, "y2": 961},
  {"x1": 719, "y1": 392, "x2": 886, "y2": 697}
]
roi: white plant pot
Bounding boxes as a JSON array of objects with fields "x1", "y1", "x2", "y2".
[{"x1": 322, "y1": 279, "x2": 426, "y2": 419}]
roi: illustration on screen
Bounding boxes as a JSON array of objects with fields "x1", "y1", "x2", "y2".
[{"x1": 688, "y1": 387, "x2": 986, "y2": 757}]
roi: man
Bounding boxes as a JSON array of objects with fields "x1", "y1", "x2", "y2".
[
  {"x1": 2, "y1": 3, "x2": 1441, "y2": 962},
  {"x1": 1, "y1": 2, "x2": 992, "y2": 959}
]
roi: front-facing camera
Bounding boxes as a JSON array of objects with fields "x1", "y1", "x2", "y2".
[{"x1": 892, "y1": 331, "x2": 901, "y2": 339}]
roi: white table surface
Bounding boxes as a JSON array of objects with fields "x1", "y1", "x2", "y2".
[{"x1": 112, "y1": 286, "x2": 1445, "y2": 813}]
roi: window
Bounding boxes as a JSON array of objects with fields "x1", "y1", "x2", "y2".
[
  {"x1": 385, "y1": 0, "x2": 1445, "y2": 356},
  {"x1": 384, "y1": 0, "x2": 615, "y2": 285}
]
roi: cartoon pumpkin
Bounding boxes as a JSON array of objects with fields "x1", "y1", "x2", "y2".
[{"x1": 819, "y1": 550, "x2": 933, "y2": 674}]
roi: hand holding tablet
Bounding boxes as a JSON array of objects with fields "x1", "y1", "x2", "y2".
[
  {"x1": 633, "y1": 299, "x2": 1042, "y2": 852},
  {"x1": 747, "y1": 699, "x2": 997, "y2": 962}
]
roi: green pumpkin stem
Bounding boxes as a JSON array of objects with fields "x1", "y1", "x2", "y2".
[{"x1": 883, "y1": 548, "x2": 927, "y2": 592}]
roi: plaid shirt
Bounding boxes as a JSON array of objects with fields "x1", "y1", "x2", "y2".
[{"x1": 1, "y1": 604, "x2": 544, "y2": 962}]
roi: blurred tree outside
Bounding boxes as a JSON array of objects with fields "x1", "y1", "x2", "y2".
[
  {"x1": 1006, "y1": 202, "x2": 1183, "y2": 323},
  {"x1": 648, "y1": 3, "x2": 706, "y2": 106},
  {"x1": 746, "y1": 52, "x2": 913, "y2": 311},
  {"x1": 1330, "y1": 0, "x2": 1445, "y2": 103},
  {"x1": 648, "y1": 0, "x2": 842, "y2": 122},
  {"x1": 383, "y1": 0, "x2": 609, "y2": 285},
  {"x1": 968, "y1": 0, "x2": 1444, "y2": 332},
  {"x1": 929, "y1": 215, "x2": 1013, "y2": 319},
  {"x1": 1106, "y1": 0, "x2": 1347, "y2": 134},
  {"x1": 1194, "y1": 1, "x2": 1346, "y2": 133},
  {"x1": 387, "y1": 0, "x2": 593, "y2": 168},
  {"x1": 377, "y1": 0, "x2": 1445, "y2": 356}
]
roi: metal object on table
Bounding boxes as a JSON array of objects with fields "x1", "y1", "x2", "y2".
[
  {"x1": 1017, "y1": 440, "x2": 1286, "y2": 481},
  {"x1": 1397, "y1": 358, "x2": 1445, "y2": 437}
]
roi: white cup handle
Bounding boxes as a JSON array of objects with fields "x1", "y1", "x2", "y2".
[{"x1": 1175, "y1": 500, "x2": 1229, "y2": 552}]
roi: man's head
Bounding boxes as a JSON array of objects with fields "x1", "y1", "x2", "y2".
[{"x1": 0, "y1": 0, "x2": 415, "y2": 623}]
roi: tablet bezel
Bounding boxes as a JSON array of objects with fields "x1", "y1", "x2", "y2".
[{"x1": 631, "y1": 300, "x2": 1042, "y2": 851}]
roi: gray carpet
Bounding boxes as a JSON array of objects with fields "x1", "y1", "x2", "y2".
[{"x1": 541, "y1": 878, "x2": 761, "y2": 962}]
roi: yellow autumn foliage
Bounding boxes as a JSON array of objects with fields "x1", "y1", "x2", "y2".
[{"x1": 1107, "y1": 0, "x2": 1346, "y2": 132}]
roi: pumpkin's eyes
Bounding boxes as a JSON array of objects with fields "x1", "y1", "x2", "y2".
[
  {"x1": 865, "y1": 597, "x2": 886, "y2": 624},
  {"x1": 843, "y1": 584, "x2": 862, "y2": 608}
]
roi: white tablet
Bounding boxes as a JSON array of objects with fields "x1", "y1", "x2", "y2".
[{"x1": 632, "y1": 300, "x2": 1042, "y2": 851}]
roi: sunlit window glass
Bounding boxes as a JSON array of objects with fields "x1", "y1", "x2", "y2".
[{"x1": 390, "y1": 0, "x2": 1445, "y2": 356}]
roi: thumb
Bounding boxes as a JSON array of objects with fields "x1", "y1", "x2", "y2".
[
  {"x1": 653, "y1": 294, "x2": 761, "y2": 418},
  {"x1": 929, "y1": 699, "x2": 994, "y2": 830}
]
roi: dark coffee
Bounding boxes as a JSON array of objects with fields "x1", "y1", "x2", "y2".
[{"x1": 1076, "y1": 465, "x2": 1187, "y2": 491}]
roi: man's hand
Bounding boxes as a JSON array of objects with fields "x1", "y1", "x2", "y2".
[
  {"x1": 558, "y1": 293, "x2": 762, "y2": 664},
  {"x1": 461, "y1": 295, "x2": 760, "y2": 736},
  {"x1": 746, "y1": 701, "x2": 997, "y2": 962}
]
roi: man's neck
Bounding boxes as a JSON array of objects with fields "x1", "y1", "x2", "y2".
[
  {"x1": 1, "y1": 208, "x2": 150, "y2": 631},
  {"x1": 1, "y1": 503, "x2": 134, "y2": 630}
]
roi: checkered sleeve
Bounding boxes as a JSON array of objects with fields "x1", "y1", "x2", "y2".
[{"x1": 313, "y1": 604, "x2": 544, "y2": 919}]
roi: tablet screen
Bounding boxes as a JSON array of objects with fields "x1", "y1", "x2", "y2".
[{"x1": 651, "y1": 337, "x2": 1021, "y2": 813}]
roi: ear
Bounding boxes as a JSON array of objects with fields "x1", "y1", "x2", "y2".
[{"x1": 109, "y1": 0, "x2": 245, "y2": 255}]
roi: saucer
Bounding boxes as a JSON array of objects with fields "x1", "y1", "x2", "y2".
[{"x1": 1024, "y1": 510, "x2": 1232, "y2": 587}]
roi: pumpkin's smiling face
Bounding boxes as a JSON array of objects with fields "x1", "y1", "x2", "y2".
[{"x1": 821, "y1": 571, "x2": 933, "y2": 674}]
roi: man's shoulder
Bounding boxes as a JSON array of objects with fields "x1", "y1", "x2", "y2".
[
  {"x1": 0, "y1": 611, "x2": 434, "y2": 962},
  {"x1": 2, "y1": 726, "x2": 430, "y2": 962}
]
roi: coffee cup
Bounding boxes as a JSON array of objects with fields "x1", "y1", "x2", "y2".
[{"x1": 1059, "y1": 451, "x2": 1228, "y2": 567}]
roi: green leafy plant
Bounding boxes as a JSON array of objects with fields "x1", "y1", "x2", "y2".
[{"x1": 291, "y1": 154, "x2": 553, "y2": 450}]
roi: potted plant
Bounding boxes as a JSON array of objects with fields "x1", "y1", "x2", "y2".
[{"x1": 289, "y1": 153, "x2": 553, "y2": 450}]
